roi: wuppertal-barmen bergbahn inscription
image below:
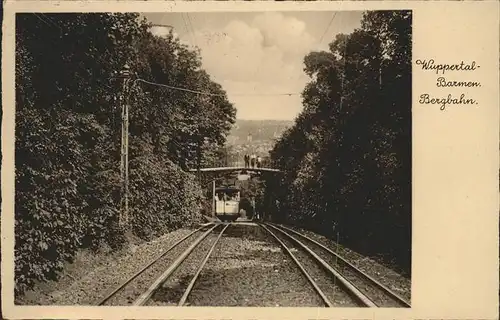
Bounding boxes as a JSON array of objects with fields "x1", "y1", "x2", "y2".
[{"x1": 416, "y1": 59, "x2": 482, "y2": 110}]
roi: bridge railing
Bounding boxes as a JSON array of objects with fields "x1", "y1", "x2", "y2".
[{"x1": 188, "y1": 166, "x2": 281, "y2": 173}]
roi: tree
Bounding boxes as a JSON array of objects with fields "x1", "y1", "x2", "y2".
[
  {"x1": 269, "y1": 11, "x2": 412, "y2": 275},
  {"x1": 15, "y1": 13, "x2": 236, "y2": 296}
]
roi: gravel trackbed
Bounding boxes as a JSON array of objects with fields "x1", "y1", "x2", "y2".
[{"x1": 17, "y1": 222, "x2": 411, "y2": 307}]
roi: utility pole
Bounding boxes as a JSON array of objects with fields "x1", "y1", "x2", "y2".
[
  {"x1": 212, "y1": 180, "x2": 216, "y2": 217},
  {"x1": 119, "y1": 64, "x2": 131, "y2": 230},
  {"x1": 197, "y1": 139, "x2": 202, "y2": 183},
  {"x1": 225, "y1": 146, "x2": 228, "y2": 167}
]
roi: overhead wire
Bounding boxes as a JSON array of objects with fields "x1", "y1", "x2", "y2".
[
  {"x1": 318, "y1": 12, "x2": 346, "y2": 111},
  {"x1": 33, "y1": 13, "x2": 53, "y2": 28},
  {"x1": 319, "y1": 12, "x2": 337, "y2": 45},
  {"x1": 135, "y1": 78, "x2": 301, "y2": 97},
  {"x1": 185, "y1": 13, "x2": 198, "y2": 48},
  {"x1": 39, "y1": 13, "x2": 63, "y2": 31},
  {"x1": 181, "y1": 13, "x2": 196, "y2": 48},
  {"x1": 340, "y1": 13, "x2": 346, "y2": 111}
]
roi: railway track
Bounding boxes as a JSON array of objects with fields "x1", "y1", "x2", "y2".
[
  {"x1": 94, "y1": 220, "x2": 408, "y2": 307},
  {"x1": 96, "y1": 222, "x2": 228, "y2": 306},
  {"x1": 262, "y1": 222, "x2": 410, "y2": 308}
]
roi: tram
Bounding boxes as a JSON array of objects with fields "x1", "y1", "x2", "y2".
[{"x1": 214, "y1": 185, "x2": 240, "y2": 222}]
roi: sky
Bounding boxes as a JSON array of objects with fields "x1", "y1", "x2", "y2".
[{"x1": 142, "y1": 11, "x2": 363, "y2": 120}]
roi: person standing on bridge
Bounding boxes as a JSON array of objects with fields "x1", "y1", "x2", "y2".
[
  {"x1": 251, "y1": 197, "x2": 257, "y2": 220},
  {"x1": 256, "y1": 156, "x2": 262, "y2": 168},
  {"x1": 244, "y1": 154, "x2": 249, "y2": 168},
  {"x1": 250, "y1": 154, "x2": 256, "y2": 168}
]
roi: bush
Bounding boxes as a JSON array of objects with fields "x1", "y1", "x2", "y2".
[{"x1": 129, "y1": 155, "x2": 203, "y2": 240}]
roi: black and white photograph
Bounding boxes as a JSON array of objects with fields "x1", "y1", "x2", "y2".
[{"x1": 13, "y1": 9, "x2": 412, "y2": 308}]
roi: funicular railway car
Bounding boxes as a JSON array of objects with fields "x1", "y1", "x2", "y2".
[{"x1": 214, "y1": 185, "x2": 240, "y2": 222}]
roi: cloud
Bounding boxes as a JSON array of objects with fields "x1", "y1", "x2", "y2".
[
  {"x1": 150, "y1": 27, "x2": 192, "y2": 48},
  {"x1": 252, "y1": 12, "x2": 316, "y2": 59},
  {"x1": 179, "y1": 12, "x2": 319, "y2": 120},
  {"x1": 150, "y1": 26, "x2": 173, "y2": 38}
]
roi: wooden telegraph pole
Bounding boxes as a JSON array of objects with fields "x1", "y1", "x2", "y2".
[
  {"x1": 212, "y1": 180, "x2": 216, "y2": 217},
  {"x1": 225, "y1": 146, "x2": 228, "y2": 167},
  {"x1": 197, "y1": 139, "x2": 202, "y2": 183},
  {"x1": 119, "y1": 64, "x2": 131, "y2": 230}
]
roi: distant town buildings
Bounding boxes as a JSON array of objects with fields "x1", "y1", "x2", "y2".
[{"x1": 224, "y1": 120, "x2": 292, "y2": 166}]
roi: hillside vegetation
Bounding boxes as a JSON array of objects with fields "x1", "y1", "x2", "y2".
[
  {"x1": 15, "y1": 13, "x2": 235, "y2": 296},
  {"x1": 269, "y1": 11, "x2": 412, "y2": 275}
]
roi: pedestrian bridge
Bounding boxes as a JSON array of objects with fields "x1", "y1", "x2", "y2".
[{"x1": 189, "y1": 166, "x2": 282, "y2": 174}]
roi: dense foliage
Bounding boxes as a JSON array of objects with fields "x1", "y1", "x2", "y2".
[
  {"x1": 269, "y1": 11, "x2": 412, "y2": 274},
  {"x1": 15, "y1": 13, "x2": 235, "y2": 295}
]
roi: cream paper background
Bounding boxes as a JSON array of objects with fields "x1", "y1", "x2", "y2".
[{"x1": 2, "y1": 1, "x2": 499, "y2": 319}]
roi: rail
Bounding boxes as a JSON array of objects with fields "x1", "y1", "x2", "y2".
[
  {"x1": 260, "y1": 224, "x2": 333, "y2": 307},
  {"x1": 133, "y1": 224, "x2": 218, "y2": 305},
  {"x1": 178, "y1": 223, "x2": 229, "y2": 306},
  {"x1": 264, "y1": 223, "x2": 377, "y2": 307},
  {"x1": 97, "y1": 223, "x2": 214, "y2": 305},
  {"x1": 270, "y1": 223, "x2": 411, "y2": 307}
]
